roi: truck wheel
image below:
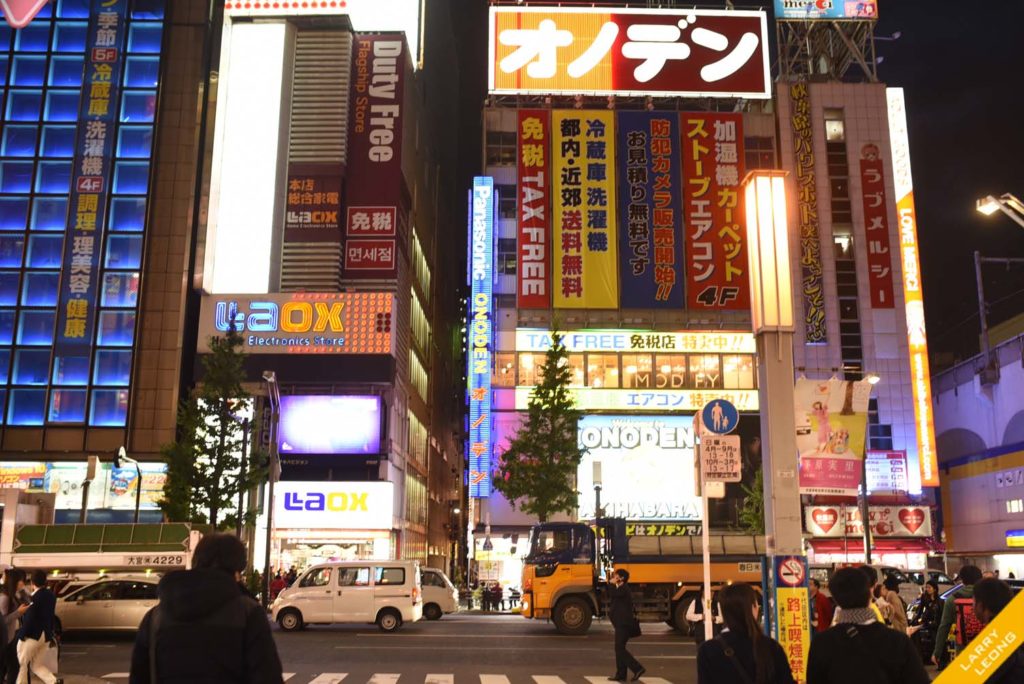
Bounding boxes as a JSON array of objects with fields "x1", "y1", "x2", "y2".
[
  {"x1": 552, "y1": 596, "x2": 593, "y2": 635},
  {"x1": 673, "y1": 600, "x2": 691, "y2": 634}
]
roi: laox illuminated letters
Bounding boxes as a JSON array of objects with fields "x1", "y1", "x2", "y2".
[
  {"x1": 214, "y1": 300, "x2": 344, "y2": 333},
  {"x1": 283, "y1": 491, "x2": 368, "y2": 512}
]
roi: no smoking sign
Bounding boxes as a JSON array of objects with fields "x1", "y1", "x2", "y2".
[{"x1": 775, "y1": 556, "x2": 806, "y2": 587}]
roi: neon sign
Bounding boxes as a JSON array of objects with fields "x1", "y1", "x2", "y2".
[{"x1": 468, "y1": 178, "x2": 495, "y2": 498}]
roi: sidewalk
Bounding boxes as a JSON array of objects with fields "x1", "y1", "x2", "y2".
[{"x1": 61, "y1": 677, "x2": 110, "y2": 684}]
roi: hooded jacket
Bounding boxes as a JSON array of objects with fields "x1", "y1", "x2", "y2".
[{"x1": 129, "y1": 568, "x2": 283, "y2": 684}]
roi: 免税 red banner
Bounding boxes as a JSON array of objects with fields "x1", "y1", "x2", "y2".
[{"x1": 517, "y1": 110, "x2": 550, "y2": 309}]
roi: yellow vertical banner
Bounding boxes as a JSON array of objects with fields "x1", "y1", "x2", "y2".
[
  {"x1": 934, "y1": 588, "x2": 1024, "y2": 683},
  {"x1": 552, "y1": 110, "x2": 619, "y2": 309},
  {"x1": 777, "y1": 588, "x2": 811, "y2": 683}
]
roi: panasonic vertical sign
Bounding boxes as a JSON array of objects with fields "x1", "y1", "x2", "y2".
[{"x1": 468, "y1": 177, "x2": 495, "y2": 498}]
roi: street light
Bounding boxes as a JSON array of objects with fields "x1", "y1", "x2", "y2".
[
  {"x1": 113, "y1": 446, "x2": 142, "y2": 524},
  {"x1": 976, "y1": 193, "x2": 1024, "y2": 229},
  {"x1": 261, "y1": 370, "x2": 281, "y2": 609}
]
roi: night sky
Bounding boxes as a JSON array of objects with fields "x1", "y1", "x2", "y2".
[{"x1": 451, "y1": 2, "x2": 1024, "y2": 363}]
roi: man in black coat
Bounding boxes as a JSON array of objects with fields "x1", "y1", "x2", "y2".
[
  {"x1": 607, "y1": 569, "x2": 645, "y2": 682},
  {"x1": 129, "y1": 533, "x2": 284, "y2": 684},
  {"x1": 16, "y1": 569, "x2": 61, "y2": 684}
]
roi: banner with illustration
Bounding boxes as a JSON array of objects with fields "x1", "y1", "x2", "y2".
[
  {"x1": 0, "y1": 461, "x2": 167, "y2": 510},
  {"x1": 795, "y1": 378, "x2": 872, "y2": 495}
]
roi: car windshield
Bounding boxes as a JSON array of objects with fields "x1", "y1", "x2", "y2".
[{"x1": 530, "y1": 528, "x2": 573, "y2": 557}]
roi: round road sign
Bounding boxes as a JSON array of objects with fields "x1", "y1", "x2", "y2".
[
  {"x1": 777, "y1": 557, "x2": 805, "y2": 587},
  {"x1": 701, "y1": 399, "x2": 739, "y2": 435}
]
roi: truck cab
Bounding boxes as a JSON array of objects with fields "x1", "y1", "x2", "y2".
[{"x1": 521, "y1": 522, "x2": 598, "y2": 634}]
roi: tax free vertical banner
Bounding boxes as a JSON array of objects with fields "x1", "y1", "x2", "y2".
[
  {"x1": 551, "y1": 110, "x2": 619, "y2": 309},
  {"x1": 54, "y1": 0, "x2": 129, "y2": 357},
  {"x1": 517, "y1": 110, "x2": 550, "y2": 309}
]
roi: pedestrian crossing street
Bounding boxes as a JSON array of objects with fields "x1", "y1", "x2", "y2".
[{"x1": 100, "y1": 673, "x2": 676, "y2": 684}]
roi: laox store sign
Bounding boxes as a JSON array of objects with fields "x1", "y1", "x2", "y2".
[{"x1": 275, "y1": 481, "x2": 394, "y2": 530}]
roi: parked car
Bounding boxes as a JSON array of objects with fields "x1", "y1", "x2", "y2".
[
  {"x1": 420, "y1": 568, "x2": 459, "y2": 620},
  {"x1": 272, "y1": 560, "x2": 423, "y2": 632},
  {"x1": 55, "y1": 575, "x2": 159, "y2": 632},
  {"x1": 907, "y1": 569, "x2": 956, "y2": 595}
]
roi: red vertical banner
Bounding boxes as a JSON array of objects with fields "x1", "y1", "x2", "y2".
[
  {"x1": 517, "y1": 110, "x2": 550, "y2": 309},
  {"x1": 681, "y1": 113, "x2": 748, "y2": 311},
  {"x1": 858, "y1": 144, "x2": 896, "y2": 309}
]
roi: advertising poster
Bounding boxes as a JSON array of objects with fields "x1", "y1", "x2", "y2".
[
  {"x1": 468, "y1": 178, "x2": 495, "y2": 498},
  {"x1": 774, "y1": 0, "x2": 878, "y2": 20},
  {"x1": 681, "y1": 112, "x2": 748, "y2": 311},
  {"x1": 274, "y1": 481, "x2": 394, "y2": 530},
  {"x1": 0, "y1": 462, "x2": 167, "y2": 511},
  {"x1": 776, "y1": 587, "x2": 811, "y2": 684},
  {"x1": 795, "y1": 378, "x2": 871, "y2": 495},
  {"x1": 551, "y1": 111, "x2": 619, "y2": 309},
  {"x1": 278, "y1": 395, "x2": 383, "y2": 455},
  {"x1": 284, "y1": 164, "x2": 343, "y2": 243},
  {"x1": 489, "y1": 7, "x2": 771, "y2": 99},
  {"x1": 804, "y1": 504, "x2": 932, "y2": 538},
  {"x1": 865, "y1": 450, "x2": 909, "y2": 495},
  {"x1": 858, "y1": 145, "x2": 895, "y2": 308},
  {"x1": 617, "y1": 111, "x2": 684, "y2": 308},
  {"x1": 517, "y1": 110, "x2": 550, "y2": 309}
]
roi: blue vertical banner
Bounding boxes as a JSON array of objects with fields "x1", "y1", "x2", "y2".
[
  {"x1": 617, "y1": 111, "x2": 685, "y2": 308},
  {"x1": 467, "y1": 177, "x2": 494, "y2": 498},
  {"x1": 54, "y1": 0, "x2": 129, "y2": 357}
]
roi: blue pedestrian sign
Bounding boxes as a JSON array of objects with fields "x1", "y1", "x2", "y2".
[{"x1": 702, "y1": 399, "x2": 739, "y2": 435}]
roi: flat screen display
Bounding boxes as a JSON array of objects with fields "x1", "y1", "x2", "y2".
[{"x1": 278, "y1": 395, "x2": 382, "y2": 455}]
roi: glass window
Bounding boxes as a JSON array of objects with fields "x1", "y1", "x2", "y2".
[
  {"x1": 31, "y1": 198, "x2": 68, "y2": 231},
  {"x1": 622, "y1": 353, "x2": 653, "y2": 389},
  {"x1": 6, "y1": 90, "x2": 42, "y2": 121},
  {"x1": 299, "y1": 567, "x2": 332, "y2": 588},
  {"x1": 108, "y1": 197, "x2": 146, "y2": 231},
  {"x1": 492, "y1": 352, "x2": 515, "y2": 387},
  {"x1": 128, "y1": 23, "x2": 163, "y2": 53},
  {"x1": 517, "y1": 352, "x2": 543, "y2": 387},
  {"x1": 0, "y1": 350, "x2": 10, "y2": 384},
  {"x1": 374, "y1": 567, "x2": 405, "y2": 585},
  {"x1": 52, "y1": 22, "x2": 87, "y2": 52},
  {"x1": 49, "y1": 56, "x2": 84, "y2": 86},
  {"x1": 0, "y1": 197, "x2": 29, "y2": 229},
  {"x1": 113, "y1": 161, "x2": 149, "y2": 194},
  {"x1": 93, "y1": 349, "x2": 131, "y2": 386},
  {"x1": 20, "y1": 272, "x2": 59, "y2": 306},
  {"x1": 2, "y1": 126, "x2": 38, "y2": 156},
  {"x1": 124, "y1": 57, "x2": 160, "y2": 88},
  {"x1": 52, "y1": 354, "x2": 89, "y2": 385},
  {"x1": 75, "y1": 582, "x2": 120, "y2": 601},
  {"x1": 120, "y1": 91, "x2": 156, "y2": 123},
  {"x1": 586, "y1": 353, "x2": 619, "y2": 388},
  {"x1": 105, "y1": 235, "x2": 142, "y2": 269},
  {"x1": 0, "y1": 273, "x2": 19, "y2": 306},
  {"x1": 8, "y1": 389, "x2": 46, "y2": 425},
  {"x1": 48, "y1": 388, "x2": 86, "y2": 422},
  {"x1": 119, "y1": 581, "x2": 158, "y2": 600},
  {"x1": 35, "y1": 161, "x2": 72, "y2": 193},
  {"x1": 338, "y1": 567, "x2": 370, "y2": 587},
  {"x1": 131, "y1": 4, "x2": 164, "y2": 20},
  {"x1": 15, "y1": 25, "x2": 51, "y2": 51},
  {"x1": 44, "y1": 90, "x2": 80, "y2": 122},
  {"x1": 689, "y1": 355, "x2": 722, "y2": 389},
  {"x1": 421, "y1": 572, "x2": 444, "y2": 588},
  {"x1": 89, "y1": 388, "x2": 128, "y2": 426},
  {"x1": 13, "y1": 349, "x2": 50, "y2": 383},
  {"x1": 97, "y1": 311, "x2": 135, "y2": 346},
  {"x1": 26, "y1": 235, "x2": 63, "y2": 268},
  {"x1": 723, "y1": 355, "x2": 755, "y2": 389},
  {"x1": 100, "y1": 273, "x2": 138, "y2": 307},
  {"x1": 17, "y1": 310, "x2": 55, "y2": 345},
  {"x1": 0, "y1": 310, "x2": 14, "y2": 344},
  {"x1": 10, "y1": 56, "x2": 46, "y2": 85},
  {"x1": 0, "y1": 56, "x2": 7, "y2": 82},
  {"x1": 40, "y1": 126, "x2": 76, "y2": 157},
  {"x1": 0, "y1": 234, "x2": 25, "y2": 267},
  {"x1": 117, "y1": 126, "x2": 154, "y2": 158},
  {"x1": 0, "y1": 161, "x2": 34, "y2": 193},
  {"x1": 495, "y1": 184, "x2": 516, "y2": 219},
  {"x1": 655, "y1": 354, "x2": 688, "y2": 389},
  {"x1": 57, "y1": 0, "x2": 91, "y2": 19},
  {"x1": 566, "y1": 353, "x2": 584, "y2": 387}
]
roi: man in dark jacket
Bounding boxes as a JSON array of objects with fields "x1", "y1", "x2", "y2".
[
  {"x1": 971, "y1": 577, "x2": 1024, "y2": 684},
  {"x1": 129, "y1": 533, "x2": 284, "y2": 684},
  {"x1": 16, "y1": 570, "x2": 60, "y2": 684},
  {"x1": 931, "y1": 564, "x2": 982, "y2": 667},
  {"x1": 807, "y1": 567, "x2": 929, "y2": 684},
  {"x1": 607, "y1": 569, "x2": 645, "y2": 682}
]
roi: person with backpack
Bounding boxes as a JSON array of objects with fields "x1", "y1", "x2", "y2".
[
  {"x1": 931, "y1": 564, "x2": 982, "y2": 669},
  {"x1": 806, "y1": 567, "x2": 929, "y2": 684},
  {"x1": 129, "y1": 533, "x2": 283, "y2": 683},
  {"x1": 971, "y1": 577, "x2": 1024, "y2": 683},
  {"x1": 697, "y1": 583, "x2": 793, "y2": 684}
]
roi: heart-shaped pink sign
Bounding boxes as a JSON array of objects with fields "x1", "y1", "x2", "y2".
[
  {"x1": 1, "y1": 0, "x2": 49, "y2": 30},
  {"x1": 812, "y1": 508, "x2": 838, "y2": 534},
  {"x1": 898, "y1": 508, "x2": 925, "y2": 534}
]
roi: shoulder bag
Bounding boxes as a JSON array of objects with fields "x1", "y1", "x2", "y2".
[{"x1": 714, "y1": 637, "x2": 755, "y2": 684}]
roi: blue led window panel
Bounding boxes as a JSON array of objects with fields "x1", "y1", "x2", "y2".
[
  {"x1": 58, "y1": 0, "x2": 92, "y2": 19},
  {"x1": 93, "y1": 349, "x2": 130, "y2": 385},
  {"x1": 41, "y1": 126, "x2": 77, "y2": 157},
  {"x1": 123, "y1": 56, "x2": 158, "y2": 87},
  {"x1": 44, "y1": 90, "x2": 82, "y2": 122},
  {"x1": 467, "y1": 176, "x2": 495, "y2": 498},
  {"x1": 10, "y1": 56, "x2": 46, "y2": 86},
  {"x1": 0, "y1": 197, "x2": 29, "y2": 229},
  {"x1": 8, "y1": 389, "x2": 46, "y2": 425},
  {"x1": 119, "y1": 90, "x2": 155, "y2": 123},
  {"x1": 100, "y1": 273, "x2": 137, "y2": 307},
  {"x1": 89, "y1": 388, "x2": 127, "y2": 426},
  {"x1": 112, "y1": 161, "x2": 148, "y2": 193},
  {"x1": 16, "y1": 310, "x2": 55, "y2": 345},
  {"x1": 2, "y1": 126, "x2": 38, "y2": 156},
  {"x1": 5, "y1": 90, "x2": 42, "y2": 121},
  {"x1": 20, "y1": 272, "x2": 60, "y2": 306},
  {"x1": 0, "y1": 350, "x2": 9, "y2": 383},
  {"x1": 0, "y1": 274, "x2": 19, "y2": 306},
  {"x1": 52, "y1": 354, "x2": 89, "y2": 385},
  {"x1": 12, "y1": 350, "x2": 51, "y2": 384},
  {"x1": 26, "y1": 235, "x2": 64, "y2": 268},
  {"x1": 97, "y1": 310, "x2": 134, "y2": 345},
  {"x1": 49, "y1": 56, "x2": 86, "y2": 86},
  {"x1": 15, "y1": 25, "x2": 51, "y2": 52},
  {"x1": 130, "y1": 2, "x2": 164, "y2": 20},
  {"x1": 54, "y1": 0, "x2": 129, "y2": 359},
  {"x1": 52, "y1": 22, "x2": 87, "y2": 52},
  {"x1": 0, "y1": 56, "x2": 8, "y2": 82},
  {"x1": 108, "y1": 197, "x2": 145, "y2": 231},
  {"x1": 49, "y1": 388, "x2": 87, "y2": 422},
  {"x1": 127, "y1": 23, "x2": 162, "y2": 53},
  {"x1": 116, "y1": 126, "x2": 152, "y2": 157},
  {"x1": 104, "y1": 234, "x2": 141, "y2": 268},
  {"x1": 30, "y1": 198, "x2": 69, "y2": 231},
  {"x1": 0, "y1": 311, "x2": 14, "y2": 344},
  {"x1": 0, "y1": 234, "x2": 25, "y2": 267},
  {"x1": 0, "y1": 162, "x2": 33, "y2": 192},
  {"x1": 35, "y1": 161, "x2": 73, "y2": 193}
]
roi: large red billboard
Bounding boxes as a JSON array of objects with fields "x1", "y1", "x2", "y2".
[
  {"x1": 859, "y1": 144, "x2": 896, "y2": 309},
  {"x1": 490, "y1": 7, "x2": 770, "y2": 99},
  {"x1": 517, "y1": 110, "x2": 551, "y2": 309}
]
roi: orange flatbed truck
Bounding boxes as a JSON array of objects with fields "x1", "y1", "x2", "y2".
[{"x1": 520, "y1": 519, "x2": 765, "y2": 635}]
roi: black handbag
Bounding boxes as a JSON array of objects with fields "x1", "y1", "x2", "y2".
[{"x1": 628, "y1": 618, "x2": 642, "y2": 638}]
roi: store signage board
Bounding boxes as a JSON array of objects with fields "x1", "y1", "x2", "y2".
[
  {"x1": 516, "y1": 329, "x2": 755, "y2": 354},
  {"x1": 1007, "y1": 530, "x2": 1024, "y2": 549},
  {"x1": 804, "y1": 504, "x2": 932, "y2": 538},
  {"x1": 467, "y1": 177, "x2": 495, "y2": 498},
  {"x1": 278, "y1": 396, "x2": 382, "y2": 455},
  {"x1": 701, "y1": 434, "x2": 741, "y2": 482},
  {"x1": 0, "y1": 0, "x2": 48, "y2": 29},
  {"x1": 865, "y1": 450, "x2": 909, "y2": 495},
  {"x1": 489, "y1": 7, "x2": 771, "y2": 98},
  {"x1": 274, "y1": 481, "x2": 394, "y2": 530},
  {"x1": 774, "y1": 0, "x2": 878, "y2": 21},
  {"x1": 515, "y1": 387, "x2": 758, "y2": 412}
]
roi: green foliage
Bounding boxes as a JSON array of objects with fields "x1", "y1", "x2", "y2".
[
  {"x1": 493, "y1": 330, "x2": 586, "y2": 522},
  {"x1": 160, "y1": 327, "x2": 266, "y2": 528},
  {"x1": 738, "y1": 467, "x2": 766, "y2": 535}
]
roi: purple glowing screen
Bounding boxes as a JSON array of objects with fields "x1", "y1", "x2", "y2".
[{"x1": 277, "y1": 395, "x2": 383, "y2": 454}]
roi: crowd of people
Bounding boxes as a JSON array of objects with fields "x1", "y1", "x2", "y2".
[{"x1": 0, "y1": 567, "x2": 62, "y2": 684}]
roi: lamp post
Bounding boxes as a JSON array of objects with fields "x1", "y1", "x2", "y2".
[
  {"x1": 976, "y1": 193, "x2": 1024, "y2": 229},
  {"x1": 113, "y1": 447, "x2": 142, "y2": 524},
  {"x1": 261, "y1": 370, "x2": 281, "y2": 609}
]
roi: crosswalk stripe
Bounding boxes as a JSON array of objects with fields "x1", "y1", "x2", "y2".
[
  {"x1": 425, "y1": 675, "x2": 454, "y2": 684},
  {"x1": 309, "y1": 675, "x2": 349, "y2": 684},
  {"x1": 100, "y1": 675, "x2": 129, "y2": 680},
  {"x1": 532, "y1": 677, "x2": 566, "y2": 684},
  {"x1": 367, "y1": 675, "x2": 401, "y2": 684},
  {"x1": 480, "y1": 676, "x2": 511, "y2": 684}
]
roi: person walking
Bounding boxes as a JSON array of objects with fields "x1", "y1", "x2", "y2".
[
  {"x1": 607, "y1": 569, "x2": 644, "y2": 682},
  {"x1": 697, "y1": 583, "x2": 794, "y2": 684},
  {"x1": 809, "y1": 579, "x2": 834, "y2": 636},
  {"x1": 806, "y1": 567, "x2": 929, "y2": 684},
  {"x1": 129, "y1": 533, "x2": 283, "y2": 683},
  {"x1": 270, "y1": 572, "x2": 286, "y2": 601},
  {"x1": 931, "y1": 564, "x2": 982, "y2": 669},
  {"x1": 971, "y1": 577, "x2": 1024, "y2": 683},
  {"x1": 0, "y1": 570, "x2": 29, "y2": 684},
  {"x1": 908, "y1": 580, "x2": 943, "y2": 663},
  {"x1": 880, "y1": 576, "x2": 907, "y2": 633},
  {"x1": 16, "y1": 569, "x2": 61, "y2": 684}
]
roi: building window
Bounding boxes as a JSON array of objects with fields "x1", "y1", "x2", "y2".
[
  {"x1": 497, "y1": 237, "x2": 516, "y2": 276},
  {"x1": 723, "y1": 355, "x2": 755, "y2": 389},
  {"x1": 689, "y1": 355, "x2": 722, "y2": 389},
  {"x1": 492, "y1": 352, "x2": 515, "y2": 387},
  {"x1": 495, "y1": 184, "x2": 516, "y2": 219},
  {"x1": 824, "y1": 109, "x2": 845, "y2": 142},
  {"x1": 622, "y1": 353, "x2": 653, "y2": 389},
  {"x1": 485, "y1": 130, "x2": 516, "y2": 166},
  {"x1": 586, "y1": 353, "x2": 619, "y2": 389},
  {"x1": 744, "y1": 136, "x2": 775, "y2": 170}
]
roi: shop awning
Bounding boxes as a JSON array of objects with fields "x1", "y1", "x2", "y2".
[{"x1": 808, "y1": 538, "x2": 934, "y2": 553}]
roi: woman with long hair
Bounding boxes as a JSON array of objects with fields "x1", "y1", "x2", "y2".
[
  {"x1": 697, "y1": 583, "x2": 794, "y2": 684},
  {"x1": 909, "y1": 580, "x2": 943, "y2": 662},
  {"x1": 0, "y1": 569, "x2": 29, "y2": 684}
]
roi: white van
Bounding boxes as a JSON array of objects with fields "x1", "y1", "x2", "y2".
[
  {"x1": 272, "y1": 560, "x2": 423, "y2": 632},
  {"x1": 420, "y1": 568, "x2": 459, "y2": 620}
]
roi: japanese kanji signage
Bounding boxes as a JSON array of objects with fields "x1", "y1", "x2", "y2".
[
  {"x1": 626, "y1": 523, "x2": 702, "y2": 537},
  {"x1": 701, "y1": 434, "x2": 741, "y2": 482},
  {"x1": 776, "y1": 585, "x2": 811, "y2": 684},
  {"x1": 552, "y1": 111, "x2": 619, "y2": 309},
  {"x1": 774, "y1": 0, "x2": 878, "y2": 21},
  {"x1": 516, "y1": 328, "x2": 756, "y2": 354},
  {"x1": 54, "y1": 0, "x2": 128, "y2": 357},
  {"x1": 517, "y1": 110, "x2": 550, "y2": 309},
  {"x1": 887, "y1": 88, "x2": 939, "y2": 489},
  {"x1": 865, "y1": 450, "x2": 910, "y2": 495},
  {"x1": 795, "y1": 378, "x2": 871, "y2": 496},
  {"x1": 682, "y1": 113, "x2": 748, "y2": 311},
  {"x1": 617, "y1": 111, "x2": 684, "y2": 308},
  {"x1": 345, "y1": 33, "x2": 407, "y2": 281},
  {"x1": 515, "y1": 387, "x2": 758, "y2": 413},
  {"x1": 468, "y1": 178, "x2": 495, "y2": 499},
  {"x1": 0, "y1": 0, "x2": 48, "y2": 29},
  {"x1": 789, "y1": 82, "x2": 828, "y2": 343},
  {"x1": 489, "y1": 7, "x2": 770, "y2": 99},
  {"x1": 859, "y1": 145, "x2": 895, "y2": 308},
  {"x1": 285, "y1": 163, "x2": 343, "y2": 243},
  {"x1": 804, "y1": 504, "x2": 932, "y2": 538}
]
